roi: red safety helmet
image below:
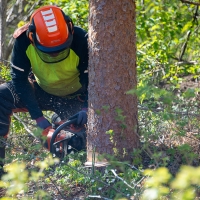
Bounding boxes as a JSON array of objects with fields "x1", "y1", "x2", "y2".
[{"x1": 27, "y1": 5, "x2": 74, "y2": 63}]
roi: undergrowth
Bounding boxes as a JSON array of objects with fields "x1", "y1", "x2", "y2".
[{"x1": 0, "y1": 76, "x2": 199, "y2": 200}]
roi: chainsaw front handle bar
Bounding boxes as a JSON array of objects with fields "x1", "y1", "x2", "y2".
[{"x1": 49, "y1": 118, "x2": 77, "y2": 154}]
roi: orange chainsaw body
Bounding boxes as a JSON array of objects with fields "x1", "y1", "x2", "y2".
[
  {"x1": 46, "y1": 129, "x2": 67, "y2": 151},
  {"x1": 46, "y1": 124, "x2": 83, "y2": 152}
]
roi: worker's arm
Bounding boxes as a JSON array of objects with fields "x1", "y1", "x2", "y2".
[{"x1": 10, "y1": 32, "x2": 44, "y2": 120}]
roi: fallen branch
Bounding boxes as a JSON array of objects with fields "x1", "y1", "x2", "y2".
[
  {"x1": 180, "y1": 0, "x2": 200, "y2": 6},
  {"x1": 12, "y1": 113, "x2": 38, "y2": 140},
  {"x1": 60, "y1": 162, "x2": 128, "y2": 198},
  {"x1": 138, "y1": 105, "x2": 200, "y2": 117},
  {"x1": 47, "y1": 176, "x2": 66, "y2": 200},
  {"x1": 111, "y1": 169, "x2": 135, "y2": 190}
]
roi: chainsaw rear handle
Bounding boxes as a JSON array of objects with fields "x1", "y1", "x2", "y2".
[{"x1": 49, "y1": 118, "x2": 77, "y2": 154}]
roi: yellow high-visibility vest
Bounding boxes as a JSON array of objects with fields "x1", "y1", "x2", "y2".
[{"x1": 26, "y1": 46, "x2": 82, "y2": 96}]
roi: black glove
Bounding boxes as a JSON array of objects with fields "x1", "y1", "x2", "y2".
[{"x1": 69, "y1": 110, "x2": 87, "y2": 125}]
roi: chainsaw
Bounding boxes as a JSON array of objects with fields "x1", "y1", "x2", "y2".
[{"x1": 46, "y1": 114, "x2": 87, "y2": 159}]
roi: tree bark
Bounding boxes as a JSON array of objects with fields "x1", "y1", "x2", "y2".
[
  {"x1": 0, "y1": 0, "x2": 7, "y2": 61},
  {"x1": 87, "y1": 0, "x2": 138, "y2": 163}
]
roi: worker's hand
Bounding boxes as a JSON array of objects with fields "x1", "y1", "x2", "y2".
[
  {"x1": 69, "y1": 109, "x2": 88, "y2": 125},
  {"x1": 41, "y1": 126, "x2": 52, "y2": 137},
  {"x1": 36, "y1": 116, "x2": 51, "y2": 130}
]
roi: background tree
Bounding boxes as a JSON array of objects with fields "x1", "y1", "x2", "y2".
[
  {"x1": 0, "y1": 0, "x2": 7, "y2": 61},
  {"x1": 5, "y1": 0, "x2": 43, "y2": 60},
  {"x1": 87, "y1": 0, "x2": 138, "y2": 163},
  {"x1": 0, "y1": 0, "x2": 7, "y2": 84}
]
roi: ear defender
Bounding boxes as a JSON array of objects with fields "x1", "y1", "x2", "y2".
[
  {"x1": 26, "y1": 23, "x2": 36, "y2": 43},
  {"x1": 68, "y1": 21, "x2": 74, "y2": 34},
  {"x1": 61, "y1": 11, "x2": 74, "y2": 34}
]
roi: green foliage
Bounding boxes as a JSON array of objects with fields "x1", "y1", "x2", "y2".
[
  {"x1": 115, "y1": 108, "x2": 127, "y2": 129},
  {"x1": 106, "y1": 129, "x2": 115, "y2": 143},
  {"x1": 102, "y1": 105, "x2": 110, "y2": 112},
  {"x1": 42, "y1": 0, "x2": 89, "y2": 30},
  {"x1": 0, "y1": 156, "x2": 58, "y2": 199},
  {"x1": 142, "y1": 166, "x2": 200, "y2": 200},
  {"x1": 137, "y1": 0, "x2": 200, "y2": 85},
  {"x1": 53, "y1": 153, "x2": 143, "y2": 199},
  {"x1": 0, "y1": 64, "x2": 11, "y2": 81},
  {"x1": 142, "y1": 167, "x2": 171, "y2": 199},
  {"x1": 127, "y1": 80, "x2": 175, "y2": 105}
]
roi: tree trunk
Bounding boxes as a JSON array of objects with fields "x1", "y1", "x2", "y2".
[
  {"x1": 4, "y1": 0, "x2": 43, "y2": 60},
  {"x1": 87, "y1": 0, "x2": 138, "y2": 164},
  {"x1": 0, "y1": 0, "x2": 7, "y2": 61}
]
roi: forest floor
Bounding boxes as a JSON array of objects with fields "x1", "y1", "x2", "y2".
[
  {"x1": 167, "y1": 74, "x2": 200, "y2": 92},
  {"x1": 1, "y1": 75, "x2": 200, "y2": 200}
]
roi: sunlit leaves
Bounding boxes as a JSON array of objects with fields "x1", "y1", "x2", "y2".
[
  {"x1": 1, "y1": 162, "x2": 28, "y2": 196},
  {"x1": 142, "y1": 166, "x2": 200, "y2": 200},
  {"x1": 0, "y1": 64, "x2": 11, "y2": 81},
  {"x1": 137, "y1": 0, "x2": 200, "y2": 83}
]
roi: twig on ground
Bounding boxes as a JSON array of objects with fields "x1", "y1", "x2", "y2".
[
  {"x1": 13, "y1": 113, "x2": 38, "y2": 140},
  {"x1": 133, "y1": 176, "x2": 146, "y2": 189},
  {"x1": 87, "y1": 195, "x2": 112, "y2": 200},
  {"x1": 111, "y1": 169, "x2": 135, "y2": 190},
  {"x1": 47, "y1": 175, "x2": 66, "y2": 200},
  {"x1": 138, "y1": 105, "x2": 200, "y2": 117},
  {"x1": 180, "y1": 0, "x2": 200, "y2": 6},
  {"x1": 60, "y1": 162, "x2": 128, "y2": 197}
]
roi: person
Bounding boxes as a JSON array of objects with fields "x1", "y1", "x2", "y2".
[{"x1": 0, "y1": 5, "x2": 88, "y2": 177}]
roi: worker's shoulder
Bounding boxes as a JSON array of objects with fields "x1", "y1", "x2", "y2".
[
  {"x1": 12, "y1": 24, "x2": 31, "y2": 50},
  {"x1": 73, "y1": 26, "x2": 88, "y2": 39},
  {"x1": 71, "y1": 26, "x2": 88, "y2": 57},
  {"x1": 13, "y1": 23, "x2": 30, "y2": 39}
]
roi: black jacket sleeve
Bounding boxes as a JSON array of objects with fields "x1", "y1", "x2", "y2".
[
  {"x1": 71, "y1": 26, "x2": 89, "y2": 108},
  {"x1": 10, "y1": 33, "x2": 43, "y2": 119}
]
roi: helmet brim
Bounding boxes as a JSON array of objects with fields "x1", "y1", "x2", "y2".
[{"x1": 33, "y1": 33, "x2": 73, "y2": 54}]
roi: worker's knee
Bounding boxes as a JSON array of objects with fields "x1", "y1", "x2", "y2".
[
  {"x1": 0, "y1": 83, "x2": 14, "y2": 137},
  {"x1": 0, "y1": 123, "x2": 9, "y2": 137}
]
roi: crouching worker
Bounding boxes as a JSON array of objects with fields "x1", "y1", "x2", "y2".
[{"x1": 0, "y1": 5, "x2": 88, "y2": 177}]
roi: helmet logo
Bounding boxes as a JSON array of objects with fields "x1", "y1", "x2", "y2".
[{"x1": 41, "y1": 8, "x2": 58, "y2": 33}]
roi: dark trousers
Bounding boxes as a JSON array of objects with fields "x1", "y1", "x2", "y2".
[{"x1": 0, "y1": 81, "x2": 85, "y2": 137}]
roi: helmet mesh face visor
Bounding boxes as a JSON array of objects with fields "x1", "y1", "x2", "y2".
[{"x1": 35, "y1": 48, "x2": 70, "y2": 63}]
